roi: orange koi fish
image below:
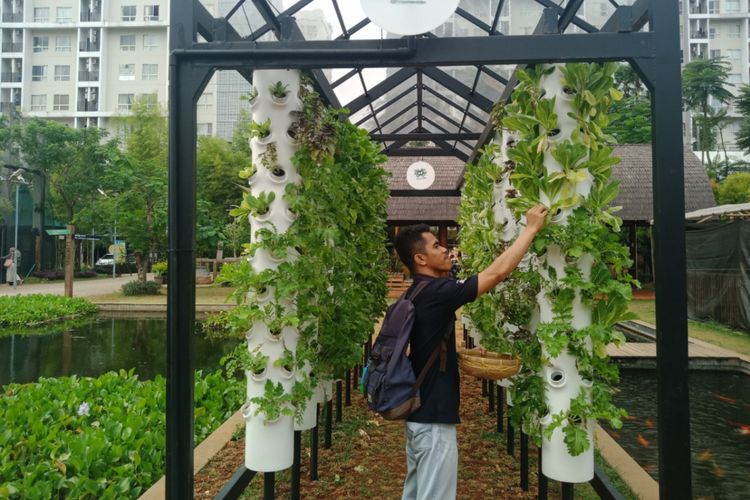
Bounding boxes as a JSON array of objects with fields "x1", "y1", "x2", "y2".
[
  {"x1": 637, "y1": 433, "x2": 650, "y2": 448},
  {"x1": 736, "y1": 424, "x2": 750, "y2": 436},
  {"x1": 625, "y1": 414, "x2": 637, "y2": 421},
  {"x1": 712, "y1": 394, "x2": 737, "y2": 404},
  {"x1": 697, "y1": 449, "x2": 713, "y2": 462},
  {"x1": 644, "y1": 418, "x2": 655, "y2": 429},
  {"x1": 711, "y1": 465, "x2": 725, "y2": 478}
]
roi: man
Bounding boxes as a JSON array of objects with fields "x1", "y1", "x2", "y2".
[{"x1": 393, "y1": 204, "x2": 548, "y2": 500}]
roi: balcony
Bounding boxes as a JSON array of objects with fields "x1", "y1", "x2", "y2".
[
  {"x1": 690, "y1": 30, "x2": 707, "y2": 39},
  {"x1": 1, "y1": 42, "x2": 22, "y2": 52},
  {"x1": 1, "y1": 13, "x2": 22, "y2": 22},
  {"x1": 77, "y1": 101, "x2": 98, "y2": 112},
  {"x1": 78, "y1": 70, "x2": 99, "y2": 82},
  {"x1": 80, "y1": 11, "x2": 101, "y2": 22},
  {"x1": 0, "y1": 72, "x2": 22, "y2": 83},
  {"x1": 0, "y1": 102, "x2": 18, "y2": 114},
  {"x1": 79, "y1": 41, "x2": 100, "y2": 52}
]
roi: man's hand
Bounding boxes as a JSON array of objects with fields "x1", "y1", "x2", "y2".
[{"x1": 526, "y1": 205, "x2": 549, "y2": 233}]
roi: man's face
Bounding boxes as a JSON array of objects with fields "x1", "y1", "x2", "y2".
[{"x1": 414, "y1": 232, "x2": 452, "y2": 273}]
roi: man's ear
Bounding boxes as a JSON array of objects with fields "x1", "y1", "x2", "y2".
[{"x1": 413, "y1": 253, "x2": 426, "y2": 267}]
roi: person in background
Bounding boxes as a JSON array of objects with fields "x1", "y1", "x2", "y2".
[{"x1": 2, "y1": 247, "x2": 22, "y2": 286}]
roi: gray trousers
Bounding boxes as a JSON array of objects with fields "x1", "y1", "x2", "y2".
[{"x1": 402, "y1": 422, "x2": 458, "y2": 500}]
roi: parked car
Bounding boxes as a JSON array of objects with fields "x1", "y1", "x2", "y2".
[{"x1": 95, "y1": 253, "x2": 136, "y2": 273}]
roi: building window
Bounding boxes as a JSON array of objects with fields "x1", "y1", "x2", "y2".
[
  {"x1": 599, "y1": 2, "x2": 608, "y2": 17},
  {"x1": 54, "y1": 65, "x2": 70, "y2": 81},
  {"x1": 197, "y1": 123, "x2": 213, "y2": 136},
  {"x1": 143, "y1": 34, "x2": 159, "y2": 50},
  {"x1": 33, "y1": 36, "x2": 49, "y2": 52},
  {"x1": 725, "y1": 0, "x2": 741, "y2": 13},
  {"x1": 710, "y1": 49, "x2": 721, "y2": 59},
  {"x1": 709, "y1": 27, "x2": 718, "y2": 39},
  {"x1": 144, "y1": 5, "x2": 160, "y2": 21},
  {"x1": 33, "y1": 7, "x2": 49, "y2": 22},
  {"x1": 728, "y1": 23, "x2": 741, "y2": 38},
  {"x1": 121, "y1": 5, "x2": 136, "y2": 21},
  {"x1": 142, "y1": 64, "x2": 158, "y2": 80},
  {"x1": 53, "y1": 94, "x2": 69, "y2": 111},
  {"x1": 141, "y1": 93, "x2": 158, "y2": 109},
  {"x1": 120, "y1": 34, "x2": 136, "y2": 51},
  {"x1": 118, "y1": 94, "x2": 134, "y2": 111},
  {"x1": 728, "y1": 73, "x2": 742, "y2": 84},
  {"x1": 55, "y1": 36, "x2": 72, "y2": 52},
  {"x1": 31, "y1": 95, "x2": 47, "y2": 111},
  {"x1": 32, "y1": 65, "x2": 47, "y2": 82},
  {"x1": 727, "y1": 49, "x2": 742, "y2": 63},
  {"x1": 56, "y1": 7, "x2": 72, "y2": 23},
  {"x1": 119, "y1": 64, "x2": 135, "y2": 81},
  {"x1": 708, "y1": 0, "x2": 719, "y2": 13},
  {"x1": 197, "y1": 92, "x2": 213, "y2": 110}
]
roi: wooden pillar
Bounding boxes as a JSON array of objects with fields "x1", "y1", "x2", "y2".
[
  {"x1": 64, "y1": 225, "x2": 75, "y2": 297},
  {"x1": 629, "y1": 222, "x2": 637, "y2": 281}
]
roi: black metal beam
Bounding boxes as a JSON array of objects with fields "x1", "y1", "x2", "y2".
[
  {"x1": 490, "y1": 0, "x2": 506, "y2": 35},
  {"x1": 345, "y1": 67, "x2": 417, "y2": 114},
  {"x1": 421, "y1": 67, "x2": 495, "y2": 112},
  {"x1": 249, "y1": 0, "x2": 314, "y2": 41},
  {"x1": 390, "y1": 189, "x2": 461, "y2": 197},
  {"x1": 456, "y1": 7, "x2": 493, "y2": 34},
  {"x1": 176, "y1": 32, "x2": 657, "y2": 69},
  {"x1": 214, "y1": 466, "x2": 257, "y2": 500},
  {"x1": 371, "y1": 132, "x2": 481, "y2": 141},
  {"x1": 354, "y1": 85, "x2": 416, "y2": 127},
  {"x1": 378, "y1": 102, "x2": 418, "y2": 131},
  {"x1": 383, "y1": 148, "x2": 457, "y2": 158},
  {"x1": 601, "y1": 6, "x2": 634, "y2": 33},
  {"x1": 417, "y1": 70, "x2": 423, "y2": 131},
  {"x1": 534, "y1": 0, "x2": 597, "y2": 33},
  {"x1": 422, "y1": 85, "x2": 485, "y2": 125},
  {"x1": 590, "y1": 464, "x2": 626, "y2": 500},
  {"x1": 335, "y1": 18, "x2": 370, "y2": 40}
]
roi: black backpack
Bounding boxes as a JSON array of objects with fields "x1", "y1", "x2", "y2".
[{"x1": 363, "y1": 282, "x2": 447, "y2": 420}]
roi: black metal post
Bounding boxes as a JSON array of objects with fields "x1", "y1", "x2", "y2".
[
  {"x1": 488, "y1": 381, "x2": 495, "y2": 414},
  {"x1": 538, "y1": 446, "x2": 547, "y2": 500},
  {"x1": 507, "y1": 419, "x2": 514, "y2": 456},
  {"x1": 637, "y1": 2, "x2": 693, "y2": 498},
  {"x1": 353, "y1": 364, "x2": 359, "y2": 391},
  {"x1": 482, "y1": 379, "x2": 487, "y2": 397},
  {"x1": 497, "y1": 386, "x2": 504, "y2": 433},
  {"x1": 520, "y1": 432, "x2": 529, "y2": 491},
  {"x1": 263, "y1": 472, "x2": 275, "y2": 500},
  {"x1": 561, "y1": 482, "x2": 574, "y2": 500},
  {"x1": 310, "y1": 405, "x2": 319, "y2": 480},
  {"x1": 291, "y1": 431, "x2": 301, "y2": 500},
  {"x1": 324, "y1": 400, "x2": 333, "y2": 448},
  {"x1": 345, "y1": 370, "x2": 351, "y2": 406},
  {"x1": 336, "y1": 380, "x2": 343, "y2": 422}
]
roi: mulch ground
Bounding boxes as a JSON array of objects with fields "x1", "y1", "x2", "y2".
[{"x1": 194, "y1": 372, "x2": 546, "y2": 499}]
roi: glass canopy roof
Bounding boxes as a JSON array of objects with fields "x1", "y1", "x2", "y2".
[{"x1": 199, "y1": 0, "x2": 644, "y2": 160}]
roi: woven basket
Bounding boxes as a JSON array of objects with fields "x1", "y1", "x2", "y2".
[{"x1": 457, "y1": 348, "x2": 520, "y2": 380}]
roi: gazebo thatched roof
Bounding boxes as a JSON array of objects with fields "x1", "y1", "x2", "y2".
[{"x1": 385, "y1": 145, "x2": 716, "y2": 225}]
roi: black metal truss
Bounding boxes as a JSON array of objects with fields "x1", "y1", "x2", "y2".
[{"x1": 168, "y1": 2, "x2": 692, "y2": 500}]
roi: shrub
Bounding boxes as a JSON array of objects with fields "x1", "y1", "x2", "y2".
[
  {"x1": 0, "y1": 369, "x2": 243, "y2": 498},
  {"x1": 151, "y1": 261, "x2": 168, "y2": 277},
  {"x1": 32, "y1": 270, "x2": 99, "y2": 280},
  {"x1": 121, "y1": 280, "x2": 161, "y2": 296},
  {"x1": 0, "y1": 294, "x2": 98, "y2": 330}
]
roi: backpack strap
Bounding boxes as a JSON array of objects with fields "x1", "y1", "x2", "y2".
[
  {"x1": 409, "y1": 320, "x2": 453, "y2": 397},
  {"x1": 404, "y1": 280, "x2": 428, "y2": 301}
]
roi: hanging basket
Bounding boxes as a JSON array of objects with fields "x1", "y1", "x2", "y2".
[{"x1": 457, "y1": 348, "x2": 520, "y2": 380}]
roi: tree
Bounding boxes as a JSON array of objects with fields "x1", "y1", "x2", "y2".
[
  {"x1": 682, "y1": 57, "x2": 734, "y2": 170},
  {"x1": 13, "y1": 118, "x2": 121, "y2": 294},
  {"x1": 734, "y1": 84, "x2": 750, "y2": 154},
  {"x1": 196, "y1": 136, "x2": 249, "y2": 255},
  {"x1": 714, "y1": 172, "x2": 750, "y2": 204},
  {"x1": 607, "y1": 63, "x2": 651, "y2": 144},
  {"x1": 107, "y1": 98, "x2": 168, "y2": 281}
]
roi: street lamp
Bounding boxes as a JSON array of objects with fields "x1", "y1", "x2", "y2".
[{"x1": 97, "y1": 188, "x2": 117, "y2": 279}]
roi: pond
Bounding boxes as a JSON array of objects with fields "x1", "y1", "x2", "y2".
[
  {"x1": 607, "y1": 369, "x2": 750, "y2": 499},
  {"x1": 0, "y1": 315, "x2": 236, "y2": 386}
]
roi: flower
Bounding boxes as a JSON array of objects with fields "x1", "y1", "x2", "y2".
[{"x1": 77, "y1": 402, "x2": 90, "y2": 416}]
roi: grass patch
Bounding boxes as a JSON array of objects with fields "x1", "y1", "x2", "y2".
[
  {"x1": 628, "y1": 299, "x2": 750, "y2": 357},
  {"x1": 88, "y1": 286, "x2": 236, "y2": 305},
  {"x1": 0, "y1": 294, "x2": 98, "y2": 335}
]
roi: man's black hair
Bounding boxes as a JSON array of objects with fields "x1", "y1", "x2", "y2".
[{"x1": 394, "y1": 224, "x2": 432, "y2": 274}]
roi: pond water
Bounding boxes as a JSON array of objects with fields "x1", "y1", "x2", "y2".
[
  {"x1": 0, "y1": 316, "x2": 236, "y2": 386},
  {"x1": 607, "y1": 369, "x2": 750, "y2": 499}
]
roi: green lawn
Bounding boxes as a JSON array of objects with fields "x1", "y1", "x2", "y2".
[
  {"x1": 628, "y1": 299, "x2": 750, "y2": 357},
  {"x1": 88, "y1": 285, "x2": 237, "y2": 305}
]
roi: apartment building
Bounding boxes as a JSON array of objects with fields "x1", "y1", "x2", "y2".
[
  {"x1": 680, "y1": 0, "x2": 750, "y2": 151},
  {"x1": 0, "y1": 0, "x2": 213, "y2": 134}
]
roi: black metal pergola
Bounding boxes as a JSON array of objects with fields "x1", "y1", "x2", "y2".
[{"x1": 167, "y1": 1, "x2": 689, "y2": 498}]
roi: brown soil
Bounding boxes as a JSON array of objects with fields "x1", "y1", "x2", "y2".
[{"x1": 194, "y1": 373, "x2": 544, "y2": 499}]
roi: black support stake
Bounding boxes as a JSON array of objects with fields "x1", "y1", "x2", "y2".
[
  {"x1": 336, "y1": 380, "x2": 343, "y2": 422},
  {"x1": 345, "y1": 370, "x2": 351, "y2": 406},
  {"x1": 263, "y1": 472, "x2": 275, "y2": 500},
  {"x1": 561, "y1": 482, "x2": 574, "y2": 500},
  {"x1": 291, "y1": 431, "x2": 301, "y2": 500},
  {"x1": 482, "y1": 379, "x2": 488, "y2": 397},
  {"x1": 497, "y1": 387, "x2": 504, "y2": 433},
  {"x1": 507, "y1": 419, "x2": 515, "y2": 456},
  {"x1": 310, "y1": 405, "x2": 319, "y2": 480},
  {"x1": 324, "y1": 400, "x2": 333, "y2": 448},
  {"x1": 488, "y1": 381, "x2": 495, "y2": 414},
  {"x1": 520, "y1": 432, "x2": 529, "y2": 491},
  {"x1": 538, "y1": 446, "x2": 548, "y2": 500}
]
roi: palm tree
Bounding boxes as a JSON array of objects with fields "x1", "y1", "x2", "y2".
[
  {"x1": 682, "y1": 57, "x2": 734, "y2": 170},
  {"x1": 734, "y1": 84, "x2": 750, "y2": 154}
]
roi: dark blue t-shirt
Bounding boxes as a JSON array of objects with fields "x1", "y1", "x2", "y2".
[{"x1": 406, "y1": 273, "x2": 478, "y2": 424}]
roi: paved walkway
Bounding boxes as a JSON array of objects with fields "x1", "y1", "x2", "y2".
[{"x1": 0, "y1": 274, "x2": 147, "y2": 298}]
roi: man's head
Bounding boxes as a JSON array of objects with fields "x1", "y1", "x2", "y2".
[{"x1": 394, "y1": 224, "x2": 452, "y2": 276}]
